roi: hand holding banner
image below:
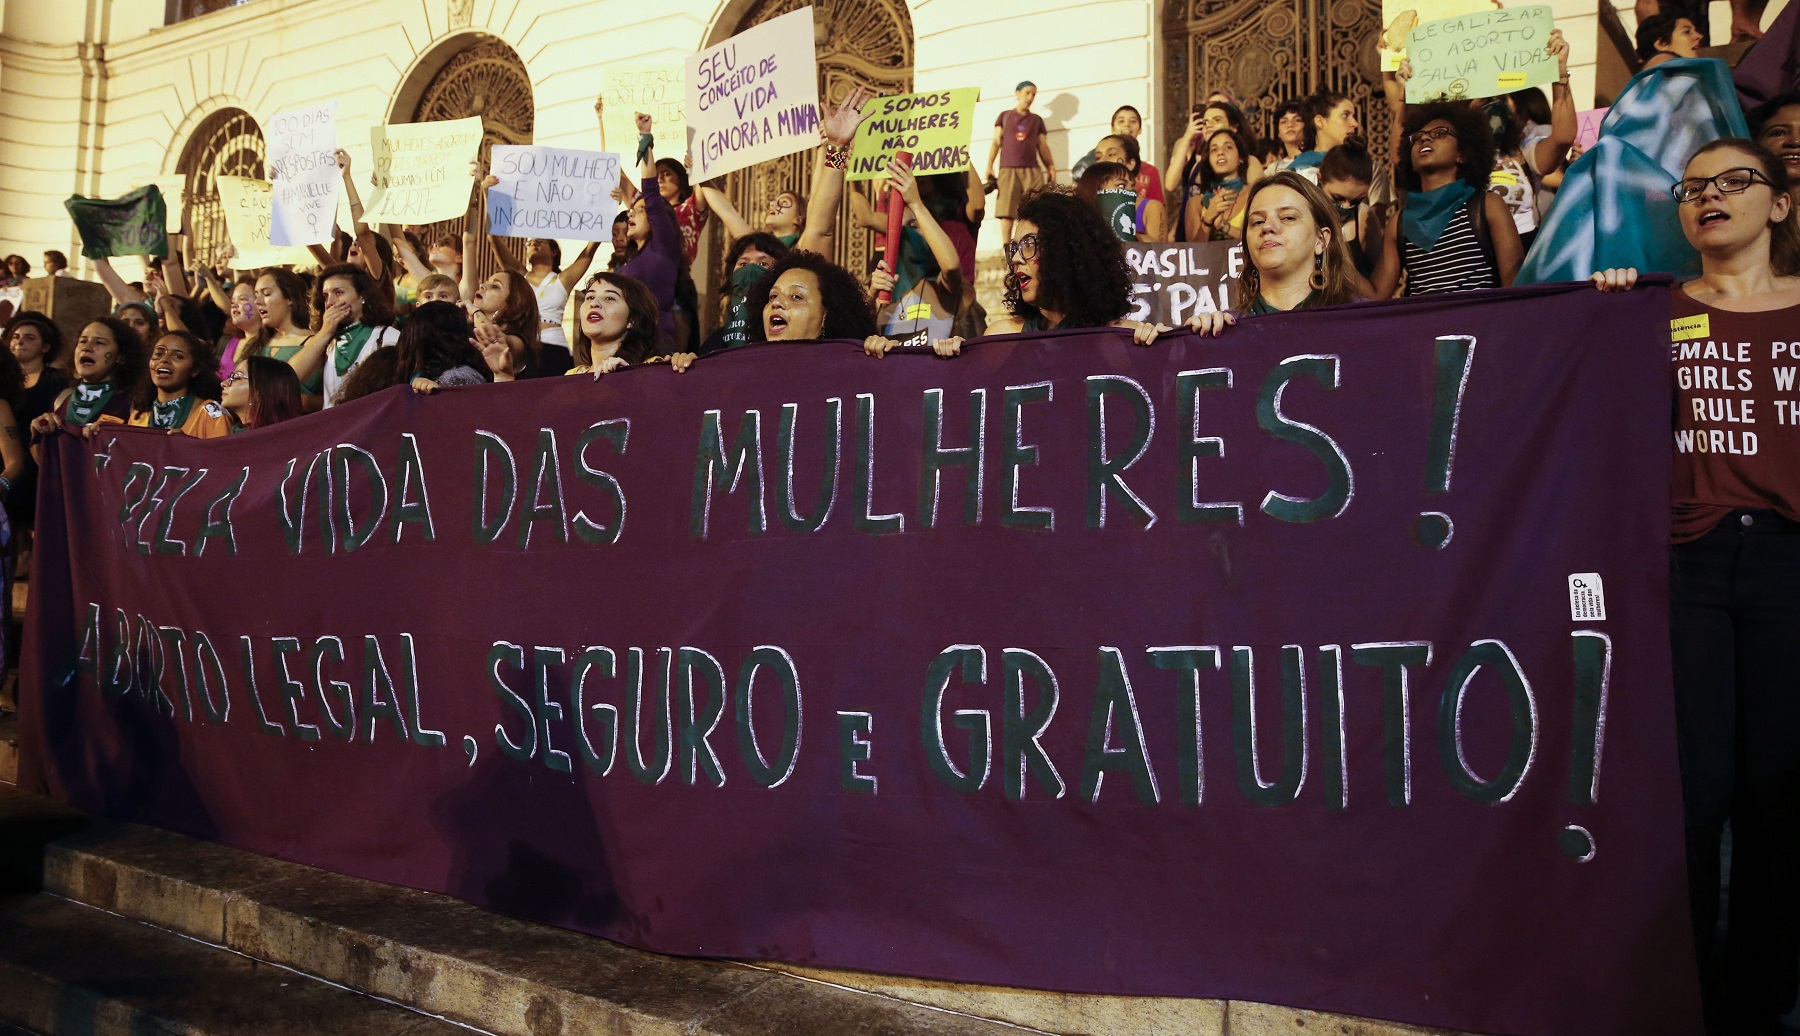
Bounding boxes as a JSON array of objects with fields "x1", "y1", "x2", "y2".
[
  {"x1": 486, "y1": 146, "x2": 622, "y2": 242},
  {"x1": 1405, "y1": 5, "x2": 1560, "y2": 103},
  {"x1": 602, "y1": 62, "x2": 686, "y2": 158},
  {"x1": 63, "y1": 186, "x2": 170, "y2": 261},
  {"x1": 685, "y1": 6, "x2": 821, "y2": 182},
  {"x1": 215, "y1": 176, "x2": 315, "y2": 268},
  {"x1": 362, "y1": 117, "x2": 486, "y2": 225},
  {"x1": 847, "y1": 88, "x2": 978, "y2": 182},
  {"x1": 266, "y1": 102, "x2": 340, "y2": 247}
]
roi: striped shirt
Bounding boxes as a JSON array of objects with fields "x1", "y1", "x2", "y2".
[{"x1": 1402, "y1": 203, "x2": 1499, "y2": 296}]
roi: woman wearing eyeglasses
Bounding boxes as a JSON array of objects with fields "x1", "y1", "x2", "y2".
[
  {"x1": 920, "y1": 189, "x2": 1164, "y2": 357},
  {"x1": 220, "y1": 356, "x2": 303, "y2": 432},
  {"x1": 1371, "y1": 101, "x2": 1523, "y2": 297},
  {"x1": 1594, "y1": 138, "x2": 1800, "y2": 1035}
]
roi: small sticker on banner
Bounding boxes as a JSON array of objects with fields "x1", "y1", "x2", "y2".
[
  {"x1": 1671, "y1": 313, "x2": 1709, "y2": 341},
  {"x1": 1568, "y1": 573, "x2": 1606, "y2": 621},
  {"x1": 1497, "y1": 72, "x2": 1527, "y2": 88}
]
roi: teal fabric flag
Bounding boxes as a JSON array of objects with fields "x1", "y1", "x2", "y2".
[
  {"x1": 63, "y1": 185, "x2": 169, "y2": 261},
  {"x1": 1517, "y1": 58, "x2": 1748, "y2": 284}
]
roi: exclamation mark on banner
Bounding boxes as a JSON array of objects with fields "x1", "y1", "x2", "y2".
[
  {"x1": 1558, "y1": 631, "x2": 1612, "y2": 862},
  {"x1": 1413, "y1": 335, "x2": 1476, "y2": 549}
]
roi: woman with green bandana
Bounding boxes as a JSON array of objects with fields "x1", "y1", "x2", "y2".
[
  {"x1": 1372, "y1": 101, "x2": 1523, "y2": 297},
  {"x1": 90, "y1": 330, "x2": 230, "y2": 439},
  {"x1": 293, "y1": 264, "x2": 399, "y2": 408},
  {"x1": 28, "y1": 317, "x2": 144, "y2": 461},
  {"x1": 244, "y1": 269, "x2": 317, "y2": 409}
]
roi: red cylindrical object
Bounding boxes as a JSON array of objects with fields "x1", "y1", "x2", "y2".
[{"x1": 875, "y1": 150, "x2": 913, "y2": 305}]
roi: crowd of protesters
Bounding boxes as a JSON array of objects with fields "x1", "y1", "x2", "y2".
[{"x1": 0, "y1": 9, "x2": 1798, "y2": 1033}]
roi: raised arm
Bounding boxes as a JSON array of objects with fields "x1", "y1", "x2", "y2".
[
  {"x1": 162, "y1": 233, "x2": 191, "y2": 299},
  {"x1": 891, "y1": 164, "x2": 960, "y2": 277},
  {"x1": 391, "y1": 228, "x2": 433, "y2": 281},
  {"x1": 697, "y1": 185, "x2": 752, "y2": 239},
  {"x1": 1165, "y1": 112, "x2": 1202, "y2": 197},
  {"x1": 559, "y1": 241, "x2": 599, "y2": 293},
  {"x1": 797, "y1": 87, "x2": 875, "y2": 254},
  {"x1": 489, "y1": 234, "x2": 526, "y2": 276},
  {"x1": 92, "y1": 258, "x2": 146, "y2": 304},
  {"x1": 1533, "y1": 31, "x2": 1578, "y2": 176},
  {"x1": 460, "y1": 171, "x2": 484, "y2": 303}
]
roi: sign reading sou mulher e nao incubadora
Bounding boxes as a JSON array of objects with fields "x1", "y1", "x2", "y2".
[
  {"x1": 486, "y1": 146, "x2": 623, "y2": 243},
  {"x1": 685, "y1": 6, "x2": 821, "y2": 181}
]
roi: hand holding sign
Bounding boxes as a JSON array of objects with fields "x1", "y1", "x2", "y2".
[
  {"x1": 684, "y1": 6, "x2": 821, "y2": 181},
  {"x1": 1404, "y1": 5, "x2": 1560, "y2": 103}
]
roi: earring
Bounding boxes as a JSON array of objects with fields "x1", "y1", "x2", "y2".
[{"x1": 1309, "y1": 253, "x2": 1327, "y2": 291}]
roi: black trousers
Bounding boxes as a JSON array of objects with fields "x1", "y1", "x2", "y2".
[{"x1": 1672, "y1": 510, "x2": 1800, "y2": 1032}]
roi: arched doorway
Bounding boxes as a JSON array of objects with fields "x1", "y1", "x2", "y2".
[
  {"x1": 704, "y1": 0, "x2": 913, "y2": 308},
  {"x1": 176, "y1": 108, "x2": 266, "y2": 268},
  {"x1": 1162, "y1": 0, "x2": 1387, "y2": 164},
  {"x1": 399, "y1": 35, "x2": 535, "y2": 286}
]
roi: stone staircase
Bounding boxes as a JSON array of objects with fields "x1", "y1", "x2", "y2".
[{"x1": 0, "y1": 784, "x2": 1471, "y2": 1036}]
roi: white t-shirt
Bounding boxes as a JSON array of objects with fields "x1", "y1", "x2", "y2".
[
  {"x1": 322, "y1": 324, "x2": 399, "y2": 408},
  {"x1": 533, "y1": 274, "x2": 569, "y2": 349}
]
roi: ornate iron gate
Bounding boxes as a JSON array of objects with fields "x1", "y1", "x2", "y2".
[
  {"x1": 411, "y1": 37, "x2": 536, "y2": 287},
  {"x1": 1163, "y1": 0, "x2": 1388, "y2": 161},
  {"x1": 178, "y1": 108, "x2": 265, "y2": 269},
  {"x1": 710, "y1": 0, "x2": 913, "y2": 288}
]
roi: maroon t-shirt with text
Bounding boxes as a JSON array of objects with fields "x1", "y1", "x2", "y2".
[{"x1": 1668, "y1": 284, "x2": 1800, "y2": 541}]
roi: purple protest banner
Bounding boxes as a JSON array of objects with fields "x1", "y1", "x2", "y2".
[{"x1": 19, "y1": 283, "x2": 1698, "y2": 1035}]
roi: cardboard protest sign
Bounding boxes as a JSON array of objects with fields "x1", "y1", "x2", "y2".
[
  {"x1": 265, "y1": 102, "x2": 340, "y2": 247},
  {"x1": 1576, "y1": 106, "x2": 1608, "y2": 149},
  {"x1": 602, "y1": 62, "x2": 686, "y2": 159},
  {"x1": 1378, "y1": 0, "x2": 1499, "y2": 72},
  {"x1": 152, "y1": 175, "x2": 187, "y2": 234},
  {"x1": 63, "y1": 185, "x2": 169, "y2": 261},
  {"x1": 847, "y1": 88, "x2": 978, "y2": 181},
  {"x1": 214, "y1": 176, "x2": 314, "y2": 268},
  {"x1": 1405, "y1": 5, "x2": 1559, "y2": 103},
  {"x1": 686, "y1": 6, "x2": 821, "y2": 181},
  {"x1": 361, "y1": 117, "x2": 485, "y2": 225},
  {"x1": 1124, "y1": 241, "x2": 1244, "y2": 324},
  {"x1": 486, "y1": 145, "x2": 622, "y2": 242}
]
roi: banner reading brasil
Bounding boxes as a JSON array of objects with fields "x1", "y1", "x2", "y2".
[{"x1": 19, "y1": 284, "x2": 1699, "y2": 1036}]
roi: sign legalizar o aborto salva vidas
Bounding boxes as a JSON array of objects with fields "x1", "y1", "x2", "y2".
[{"x1": 20, "y1": 282, "x2": 1701, "y2": 1035}]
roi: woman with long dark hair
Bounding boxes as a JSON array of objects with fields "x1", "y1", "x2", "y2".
[
  {"x1": 392, "y1": 301, "x2": 502, "y2": 394},
  {"x1": 5, "y1": 312, "x2": 67, "y2": 551},
  {"x1": 296, "y1": 263, "x2": 398, "y2": 407},
  {"x1": 89, "y1": 329, "x2": 230, "y2": 439},
  {"x1": 29, "y1": 317, "x2": 144, "y2": 456},
  {"x1": 221, "y1": 355, "x2": 303, "y2": 431},
  {"x1": 1595, "y1": 139, "x2": 1800, "y2": 1035},
  {"x1": 468, "y1": 267, "x2": 541, "y2": 378},
  {"x1": 246, "y1": 268, "x2": 318, "y2": 407},
  {"x1": 1265, "y1": 100, "x2": 1314, "y2": 172}
]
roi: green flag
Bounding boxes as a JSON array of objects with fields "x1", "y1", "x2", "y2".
[{"x1": 64, "y1": 185, "x2": 170, "y2": 260}]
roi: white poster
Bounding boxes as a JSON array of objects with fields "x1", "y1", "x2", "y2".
[
  {"x1": 487, "y1": 145, "x2": 622, "y2": 243},
  {"x1": 265, "y1": 102, "x2": 339, "y2": 247},
  {"x1": 685, "y1": 6, "x2": 821, "y2": 182}
]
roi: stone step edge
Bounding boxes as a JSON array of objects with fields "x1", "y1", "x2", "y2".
[
  {"x1": 0, "y1": 891, "x2": 485, "y2": 1036},
  {"x1": 42, "y1": 819, "x2": 1035, "y2": 1036}
]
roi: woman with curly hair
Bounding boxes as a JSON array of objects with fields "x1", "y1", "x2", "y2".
[
  {"x1": 29, "y1": 317, "x2": 143, "y2": 454},
  {"x1": 743, "y1": 250, "x2": 876, "y2": 344},
  {"x1": 296, "y1": 264, "x2": 399, "y2": 408},
  {"x1": 1371, "y1": 101, "x2": 1522, "y2": 297},
  {"x1": 90, "y1": 330, "x2": 231, "y2": 439},
  {"x1": 570, "y1": 272, "x2": 660, "y2": 376},
  {"x1": 890, "y1": 188, "x2": 1164, "y2": 358},
  {"x1": 1265, "y1": 100, "x2": 1314, "y2": 172}
]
